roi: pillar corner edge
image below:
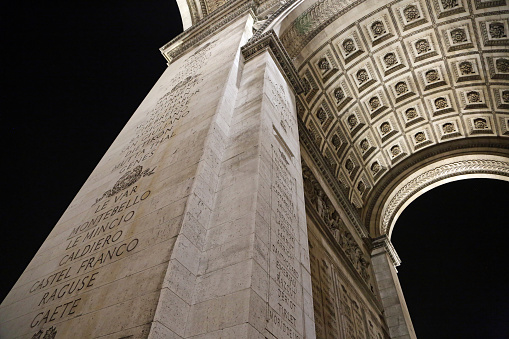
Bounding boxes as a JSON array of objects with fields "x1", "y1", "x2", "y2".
[
  {"x1": 371, "y1": 235, "x2": 401, "y2": 267},
  {"x1": 241, "y1": 29, "x2": 304, "y2": 95}
]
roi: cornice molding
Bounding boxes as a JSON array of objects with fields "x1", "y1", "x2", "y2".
[
  {"x1": 160, "y1": 0, "x2": 258, "y2": 64},
  {"x1": 241, "y1": 30, "x2": 305, "y2": 94},
  {"x1": 252, "y1": 0, "x2": 299, "y2": 38},
  {"x1": 371, "y1": 235, "x2": 401, "y2": 267}
]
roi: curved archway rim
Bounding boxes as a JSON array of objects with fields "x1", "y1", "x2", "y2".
[
  {"x1": 387, "y1": 174, "x2": 509, "y2": 239},
  {"x1": 375, "y1": 154, "x2": 509, "y2": 237},
  {"x1": 362, "y1": 137, "x2": 509, "y2": 237}
]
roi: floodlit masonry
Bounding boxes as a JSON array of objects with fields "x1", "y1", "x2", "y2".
[{"x1": 1, "y1": 0, "x2": 508, "y2": 338}]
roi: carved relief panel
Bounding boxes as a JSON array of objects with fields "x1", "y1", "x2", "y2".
[
  {"x1": 326, "y1": 77, "x2": 354, "y2": 113},
  {"x1": 333, "y1": 27, "x2": 366, "y2": 66},
  {"x1": 312, "y1": 49, "x2": 341, "y2": 86},
  {"x1": 361, "y1": 10, "x2": 396, "y2": 47},
  {"x1": 434, "y1": 117, "x2": 464, "y2": 141},
  {"x1": 477, "y1": 16, "x2": 509, "y2": 47},
  {"x1": 441, "y1": 21, "x2": 476, "y2": 54},
  {"x1": 493, "y1": 86, "x2": 509, "y2": 110},
  {"x1": 405, "y1": 32, "x2": 440, "y2": 64},
  {"x1": 374, "y1": 46, "x2": 407, "y2": 77},
  {"x1": 450, "y1": 56, "x2": 483, "y2": 84},
  {"x1": 431, "y1": 0, "x2": 468, "y2": 20}
]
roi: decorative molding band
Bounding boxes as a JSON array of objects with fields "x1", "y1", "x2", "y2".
[
  {"x1": 187, "y1": 0, "x2": 202, "y2": 25},
  {"x1": 160, "y1": 0, "x2": 258, "y2": 64},
  {"x1": 304, "y1": 167, "x2": 384, "y2": 310},
  {"x1": 299, "y1": 118, "x2": 368, "y2": 237},
  {"x1": 199, "y1": 0, "x2": 209, "y2": 18},
  {"x1": 372, "y1": 235, "x2": 401, "y2": 267},
  {"x1": 280, "y1": 0, "x2": 366, "y2": 59},
  {"x1": 303, "y1": 164, "x2": 373, "y2": 282},
  {"x1": 241, "y1": 30, "x2": 305, "y2": 94},
  {"x1": 363, "y1": 139, "x2": 509, "y2": 234},
  {"x1": 381, "y1": 159, "x2": 509, "y2": 235},
  {"x1": 252, "y1": 0, "x2": 298, "y2": 38}
]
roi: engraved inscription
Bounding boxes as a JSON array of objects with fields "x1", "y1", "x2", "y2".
[
  {"x1": 113, "y1": 42, "x2": 215, "y2": 173},
  {"x1": 26, "y1": 42, "x2": 218, "y2": 331},
  {"x1": 267, "y1": 147, "x2": 302, "y2": 339},
  {"x1": 268, "y1": 79, "x2": 296, "y2": 135},
  {"x1": 28, "y1": 177, "x2": 152, "y2": 329},
  {"x1": 30, "y1": 298, "x2": 81, "y2": 328}
]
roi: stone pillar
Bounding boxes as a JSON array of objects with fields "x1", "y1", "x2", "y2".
[
  {"x1": 176, "y1": 31, "x2": 314, "y2": 339},
  {"x1": 371, "y1": 236, "x2": 416, "y2": 339},
  {"x1": 0, "y1": 8, "x2": 316, "y2": 338},
  {"x1": 1, "y1": 11, "x2": 307, "y2": 339}
]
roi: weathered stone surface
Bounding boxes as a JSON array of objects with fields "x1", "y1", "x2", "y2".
[
  {"x1": 3, "y1": 0, "x2": 509, "y2": 338},
  {"x1": 0, "y1": 12, "x2": 262, "y2": 339}
]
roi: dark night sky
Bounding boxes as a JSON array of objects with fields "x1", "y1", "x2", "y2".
[
  {"x1": 392, "y1": 179, "x2": 509, "y2": 339},
  {"x1": 1, "y1": 2, "x2": 508, "y2": 338}
]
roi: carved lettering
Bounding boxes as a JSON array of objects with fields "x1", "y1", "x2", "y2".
[
  {"x1": 30, "y1": 298, "x2": 81, "y2": 328},
  {"x1": 267, "y1": 145, "x2": 302, "y2": 338},
  {"x1": 113, "y1": 42, "x2": 215, "y2": 173},
  {"x1": 30, "y1": 267, "x2": 73, "y2": 294},
  {"x1": 76, "y1": 238, "x2": 139, "y2": 274},
  {"x1": 268, "y1": 79, "x2": 296, "y2": 134},
  {"x1": 38, "y1": 273, "x2": 98, "y2": 306}
]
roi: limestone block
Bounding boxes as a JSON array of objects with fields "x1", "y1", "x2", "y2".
[
  {"x1": 198, "y1": 236, "x2": 255, "y2": 275},
  {"x1": 185, "y1": 289, "x2": 251, "y2": 337},
  {"x1": 153, "y1": 288, "x2": 190, "y2": 337},
  {"x1": 147, "y1": 322, "x2": 182, "y2": 339},
  {"x1": 189, "y1": 323, "x2": 264, "y2": 339},
  {"x1": 204, "y1": 213, "x2": 255, "y2": 251}
]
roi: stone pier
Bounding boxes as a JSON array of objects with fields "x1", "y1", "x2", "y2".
[{"x1": 3, "y1": 0, "x2": 509, "y2": 338}]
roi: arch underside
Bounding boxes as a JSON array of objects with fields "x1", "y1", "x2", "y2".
[
  {"x1": 379, "y1": 153, "x2": 509, "y2": 238},
  {"x1": 273, "y1": 0, "x2": 509, "y2": 238},
  {"x1": 175, "y1": 0, "x2": 509, "y2": 237}
]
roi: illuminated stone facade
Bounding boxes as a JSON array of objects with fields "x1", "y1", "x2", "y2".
[{"x1": 1, "y1": 0, "x2": 508, "y2": 338}]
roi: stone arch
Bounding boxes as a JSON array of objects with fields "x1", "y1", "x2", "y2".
[
  {"x1": 383, "y1": 157, "x2": 509, "y2": 238},
  {"x1": 364, "y1": 149, "x2": 509, "y2": 239},
  {"x1": 275, "y1": 0, "x2": 509, "y2": 218},
  {"x1": 254, "y1": 1, "x2": 509, "y2": 338}
]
